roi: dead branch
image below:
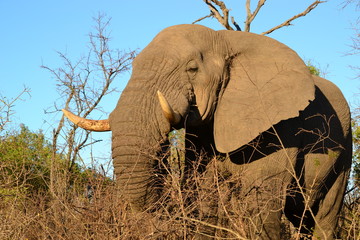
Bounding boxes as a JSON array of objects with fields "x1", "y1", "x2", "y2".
[
  {"x1": 42, "y1": 13, "x2": 136, "y2": 177},
  {"x1": 231, "y1": 16, "x2": 242, "y2": 31},
  {"x1": 261, "y1": 0, "x2": 326, "y2": 35},
  {"x1": 202, "y1": 0, "x2": 236, "y2": 30},
  {"x1": 198, "y1": 0, "x2": 325, "y2": 34},
  {"x1": 341, "y1": 0, "x2": 360, "y2": 9},
  {"x1": 344, "y1": 15, "x2": 360, "y2": 78},
  {"x1": 0, "y1": 87, "x2": 31, "y2": 132},
  {"x1": 245, "y1": 0, "x2": 266, "y2": 32},
  {"x1": 192, "y1": 12, "x2": 214, "y2": 24}
]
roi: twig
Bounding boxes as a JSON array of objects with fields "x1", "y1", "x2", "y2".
[
  {"x1": 261, "y1": 0, "x2": 326, "y2": 35},
  {"x1": 192, "y1": 12, "x2": 214, "y2": 24},
  {"x1": 42, "y1": 13, "x2": 136, "y2": 194},
  {"x1": 182, "y1": 216, "x2": 247, "y2": 239},
  {"x1": 0, "y1": 87, "x2": 31, "y2": 131},
  {"x1": 245, "y1": 0, "x2": 266, "y2": 32},
  {"x1": 231, "y1": 16, "x2": 242, "y2": 31},
  {"x1": 203, "y1": 0, "x2": 235, "y2": 30}
]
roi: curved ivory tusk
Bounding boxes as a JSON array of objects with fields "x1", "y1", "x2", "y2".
[
  {"x1": 157, "y1": 90, "x2": 181, "y2": 125},
  {"x1": 62, "y1": 109, "x2": 111, "y2": 132}
]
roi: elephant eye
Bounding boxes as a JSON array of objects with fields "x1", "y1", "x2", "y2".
[
  {"x1": 187, "y1": 67, "x2": 198, "y2": 73},
  {"x1": 186, "y1": 61, "x2": 199, "y2": 74}
]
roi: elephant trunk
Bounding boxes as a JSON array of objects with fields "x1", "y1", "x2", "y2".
[
  {"x1": 112, "y1": 135, "x2": 159, "y2": 210},
  {"x1": 110, "y1": 86, "x2": 170, "y2": 210}
]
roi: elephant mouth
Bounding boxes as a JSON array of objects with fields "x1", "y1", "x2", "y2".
[
  {"x1": 187, "y1": 107, "x2": 201, "y2": 126},
  {"x1": 186, "y1": 98, "x2": 203, "y2": 126}
]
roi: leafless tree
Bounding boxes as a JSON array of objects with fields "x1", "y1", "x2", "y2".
[
  {"x1": 194, "y1": 0, "x2": 326, "y2": 35},
  {"x1": 342, "y1": 0, "x2": 360, "y2": 79},
  {"x1": 342, "y1": 0, "x2": 360, "y2": 9},
  {"x1": 41, "y1": 13, "x2": 136, "y2": 194},
  {"x1": 0, "y1": 87, "x2": 31, "y2": 132}
]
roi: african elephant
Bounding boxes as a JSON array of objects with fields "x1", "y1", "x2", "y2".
[{"x1": 62, "y1": 24, "x2": 351, "y2": 239}]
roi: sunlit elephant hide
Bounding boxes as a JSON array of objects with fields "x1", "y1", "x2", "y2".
[{"x1": 63, "y1": 24, "x2": 351, "y2": 239}]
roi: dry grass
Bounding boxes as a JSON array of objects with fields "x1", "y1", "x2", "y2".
[
  {"x1": 0, "y1": 154, "x2": 270, "y2": 239},
  {"x1": 0, "y1": 150, "x2": 357, "y2": 240}
]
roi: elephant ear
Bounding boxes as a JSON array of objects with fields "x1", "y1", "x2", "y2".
[{"x1": 214, "y1": 31, "x2": 315, "y2": 153}]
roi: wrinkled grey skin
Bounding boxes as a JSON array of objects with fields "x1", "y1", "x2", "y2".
[{"x1": 109, "y1": 24, "x2": 351, "y2": 239}]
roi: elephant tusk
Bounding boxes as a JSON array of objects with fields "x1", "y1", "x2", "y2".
[
  {"x1": 62, "y1": 109, "x2": 111, "y2": 132},
  {"x1": 157, "y1": 90, "x2": 181, "y2": 125}
]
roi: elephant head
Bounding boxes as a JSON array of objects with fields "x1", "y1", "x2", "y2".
[{"x1": 63, "y1": 24, "x2": 315, "y2": 210}]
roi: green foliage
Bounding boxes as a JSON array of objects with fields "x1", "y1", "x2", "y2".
[
  {"x1": 0, "y1": 125, "x2": 55, "y2": 195},
  {"x1": 1, "y1": 126, "x2": 86, "y2": 194},
  {"x1": 0, "y1": 126, "x2": 114, "y2": 239},
  {"x1": 306, "y1": 61, "x2": 321, "y2": 76},
  {"x1": 0, "y1": 124, "x2": 113, "y2": 210}
]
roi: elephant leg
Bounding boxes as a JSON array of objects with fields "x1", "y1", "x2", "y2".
[
  {"x1": 238, "y1": 149, "x2": 298, "y2": 239},
  {"x1": 312, "y1": 169, "x2": 349, "y2": 239},
  {"x1": 284, "y1": 185, "x2": 315, "y2": 237},
  {"x1": 303, "y1": 147, "x2": 351, "y2": 239}
]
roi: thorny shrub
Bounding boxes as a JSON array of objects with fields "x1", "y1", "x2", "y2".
[{"x1": 0, "y1": 127, "x2": 358, "y2": 239}]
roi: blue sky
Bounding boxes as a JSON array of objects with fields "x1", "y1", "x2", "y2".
[{"x1": 0, "y1": 0, "x2": 359, "y2": 164}]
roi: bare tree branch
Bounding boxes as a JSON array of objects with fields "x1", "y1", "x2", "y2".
[
  {"x1": 341, "y1": 0, "x2": 360, "y2": 9},
  {"x1": 245, "y1": 0, "x2": 266, "y2": 32},
  {"x1": 0, "y1": 87, "x2": 31, "y2": 132},
  {"x1": 342, "y1": 2, "x2": 360, "y2": 79},
  {"x1": 42, "y1": 13, "x2": 137, "y2": 176},
  {"x1": 201, "y1": 0, "x2": 236, "y2": 30},
  {"x1": 261, "y1": 0, "x2": 326, "y2": 35},
  {"x1": 198, "y1": 0, "x2": 326, "y2": 35},
  {"x1": 231, "y1": 16, "x2": 242, "y2": 31},
  {"x1": 192, "y1": 12, "x2": 214, "y2": 24}
]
